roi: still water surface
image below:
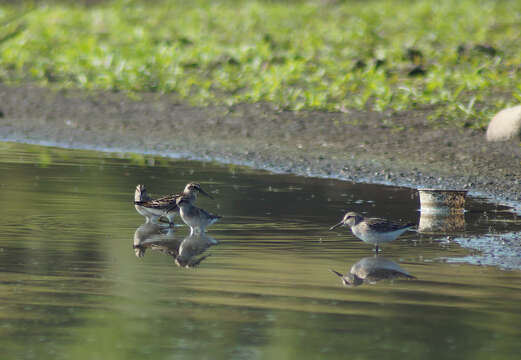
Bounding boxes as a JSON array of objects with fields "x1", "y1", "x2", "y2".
[{"x1": 1, "y1": 141, "x2": 521, "y2": 360}]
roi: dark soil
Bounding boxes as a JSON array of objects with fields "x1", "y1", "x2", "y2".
[{"x1": 1, "y1": 83, "x2": 520, "y2": 206}]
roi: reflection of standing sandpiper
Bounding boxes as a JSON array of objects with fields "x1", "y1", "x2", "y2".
[
  {"x1": 175, "y1": 233, "x2": 219, "y2": 268},
  {"x1": 132, "y1": 222, "x2": 180, "y2": 258},
  {"x1": 330, "y1": 256, "x2": 416, "y2": 287},
  {"x1": 134, "y1": 183, "x2": 213, "y2": 225},
  {"x1": 176, "y1": 196, "x2": 221, "y2": 234},
  {"x1": 329, "y1": 212, "x2": 415, "y2": 254}
]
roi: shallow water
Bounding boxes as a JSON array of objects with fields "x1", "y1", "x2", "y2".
[{"x1": 1, "y1": 141, "x2": 521, "y2": 360}]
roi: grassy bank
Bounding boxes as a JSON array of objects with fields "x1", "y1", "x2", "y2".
[{"x1": 1, "y1": 0, "x2": 521, "y2": 128}]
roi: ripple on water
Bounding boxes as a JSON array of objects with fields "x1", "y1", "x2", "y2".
[{"x1": 1, "y1": 141, "x2": 521, "y2": 359}]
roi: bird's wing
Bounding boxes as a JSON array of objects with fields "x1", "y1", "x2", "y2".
[
  {"x1": 365, "y1": 218, "x2": 412, "y2": 232},
  {"x1": 367, "y1": 268, "x2": 416, "y2": 280},
  {"x1": 137, "y1": 193, "x2": 181, "y2": 210},
  {"x1": 200, "y1": 207, "x2": 222, "y2": 220}
]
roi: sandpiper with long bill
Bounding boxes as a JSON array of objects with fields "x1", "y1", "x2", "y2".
[
  {"x1": 176, "y1": 196, "x2": 221, "y2": 234},
  {"x1": 134, "y1": 182, "x2": 213, "y2": 226},
  {"x1": 329, "y1": 211, "x2": 415, "y2": 254}
]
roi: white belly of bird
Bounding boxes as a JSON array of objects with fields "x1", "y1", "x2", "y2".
[
  {"x1": 352, "y1": 227, "x2": 408, "y2": 245},
  {"x1": 179, "y1": 209, "x2": 206, "y2": 233},
  {"x1": 135, "y1": 205, "x2": 164, "y2": 217}
]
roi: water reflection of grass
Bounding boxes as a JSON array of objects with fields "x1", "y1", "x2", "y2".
[
  {"x1": 0, "y1": 141, "x2": 173, "y2": 168},
  {"x1": 1, "y1": 1, "x2": 521, "y2": 129}
]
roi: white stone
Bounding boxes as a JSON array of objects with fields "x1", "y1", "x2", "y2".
[{"x1": 486, "y1": 105, "x2": 521, "y2": 141}]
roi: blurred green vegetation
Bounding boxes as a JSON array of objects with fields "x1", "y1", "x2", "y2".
[{"x1": 1, "y1": 0, "x2": 521, "y2": 128}]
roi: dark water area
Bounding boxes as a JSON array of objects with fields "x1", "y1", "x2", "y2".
[{"x1": 1, "y1": 141, "x2": 521, "y2": 360}]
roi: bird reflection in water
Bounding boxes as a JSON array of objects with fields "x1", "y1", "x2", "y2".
[
  {"x1": 133, "y1": 223, "x2": 219, "y2": 267},
  {"x1": 175, "y1": 233, "x2": 219, "y2": 268},
  {"x1": 133, "y1": 222, "x2": 180, "y2": 258},
  {"x1": 330, "y1": 256, "x2": 416, "y2": 287}
]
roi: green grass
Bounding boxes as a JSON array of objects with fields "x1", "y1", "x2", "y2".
[{"x1": 1, "y1": 0, "x2": 521, "y2": 128}]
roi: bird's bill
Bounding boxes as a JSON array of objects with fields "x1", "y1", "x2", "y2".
[
  {"x1": 329, "y1": 269, "x2": 344, "y2": 278},
  {"x1": 199, "y1": 188, "x2": 214, "y2": 199},
  {"x1": 329, "y1": 221, "x2": 343, "y2": 231}
]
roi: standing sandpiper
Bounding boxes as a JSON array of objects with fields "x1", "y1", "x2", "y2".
[
  {"x1": 134, "y1": 184, "x2": 161, "y2": 224},
  {"x1": 134, "y1": 182, "x2": 213, "y2": 225},
  {"x1": 176, "y1": 196, "x2": 221, "y2": 234},
  {"x1": 329, "y1": 211, "x2": 415, "y2": 254}
]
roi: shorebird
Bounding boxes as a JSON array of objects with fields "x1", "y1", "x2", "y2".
[
  {"x1": 176, "y1": 196, "x2": 221, "y2": 234},
  {"x1": 134, "y1": 182, "x2": 213, "y2": 225},
  {"x1": 329, "y1": 211, "x2": 415, "y2": 254},
  {"x1": 134, "y1": 184, "x2": 163, "y2": 224},
  {"x1": 330, "y1": 256, "x2": 416, "y2": 287}
]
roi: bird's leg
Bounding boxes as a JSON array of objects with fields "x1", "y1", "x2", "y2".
[
  {"x1": 166, "y1": 214, "x2": 176, "y2": 227},
  {"x1": 151, "y1": 216, "x2": 163, "y2": 225}
]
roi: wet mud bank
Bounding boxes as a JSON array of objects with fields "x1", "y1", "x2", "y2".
[
  {"x1": 2, "y1": 84, "x2": 521, "y2": 269},
  {"x1": 1, "y1": 84, "x2": 520, "y2": 208}
]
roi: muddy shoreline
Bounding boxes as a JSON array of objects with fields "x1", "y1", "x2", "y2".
[
  {"x1": 1, "y1": 84, "x2": 520, "y2": 208},
  {"x1": 2, "y1": 83, "x2": 521, "y2": 270}
]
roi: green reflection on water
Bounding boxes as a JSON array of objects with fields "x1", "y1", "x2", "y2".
[{"x1": 1, "y1": 141, "x2": 521, "y2": 360}]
